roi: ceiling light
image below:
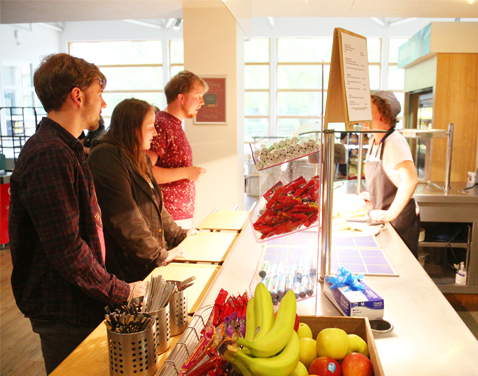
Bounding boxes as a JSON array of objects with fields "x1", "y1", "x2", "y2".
[{"x1": 173, "y1": 18, "x2": 183, "y2": 31}]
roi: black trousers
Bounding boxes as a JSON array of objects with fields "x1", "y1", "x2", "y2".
[{"x1": 30, "y1": 318, "x2": 96, "y2": 374}]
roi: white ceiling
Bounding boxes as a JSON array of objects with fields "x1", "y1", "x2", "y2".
[{"x1": 1, "y1": 0, "x2": 477, "y2": 24}]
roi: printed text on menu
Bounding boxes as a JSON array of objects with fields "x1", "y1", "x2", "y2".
[{"x1": 341, "y1": 33, "x2": 372, "y2": 122}]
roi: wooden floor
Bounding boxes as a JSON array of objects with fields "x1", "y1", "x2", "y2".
[
  {"x1": 0, "y1": 247, "x2": 44, "y2": 376},
  {"x1": 1, "y1": 244, "x2": 478, "y2": 376}
]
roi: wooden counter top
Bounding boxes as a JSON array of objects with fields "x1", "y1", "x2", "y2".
[
  {"x1": 50, "y1": 263, "x2": 220, "y2": 376},
  {"x1": 176, "y1": 231, "x2": 238, "y2": 263},
  {"x1": 147, "y1": 263, "x2": 220, "y2": 314},
  {"x1": 197, "y1": 210, "x2": 249, "y2": 231}
]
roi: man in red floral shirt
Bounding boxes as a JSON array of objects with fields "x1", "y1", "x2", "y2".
[{"x1": 147, "y1": 71, "x2": 208, "y2": 229}]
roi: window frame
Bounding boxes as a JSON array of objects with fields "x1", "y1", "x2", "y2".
[{"x1": 68, "y1": 39, "x2": 182, "y2": 122}]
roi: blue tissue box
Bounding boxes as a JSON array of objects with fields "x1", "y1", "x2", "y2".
[{"x1": 324, "y1": 278, "x2": 384, "y2": 320}]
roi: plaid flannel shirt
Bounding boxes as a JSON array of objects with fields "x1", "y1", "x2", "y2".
[{"x1": 9, "y1": 118, "x2": 130, "y2": 327}]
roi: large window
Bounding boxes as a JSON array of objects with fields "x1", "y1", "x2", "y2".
[
  {"x1": 277, "y1": 37, "x2": 331, "y2": 137},
  {"x1": 244, "y1": 38, "x2": 270, "y2": 142},
  {"x1": 388, "y1": 38, "x2": 409, "y2": 128},
  {"x1": 69, "y1": 40, "x2": 166, "y2": 124},
  {"x1": 170, "y1": 39, "x2": 184, "y2": 77},
  {"x1": 0, "y1": 60, "x2": 39, "y2": 143},
  {"x1": 1, "y1": 60, "x2": 36, "y2": 109},
  {"x1": 368, "y1": 38, "x2": 382, "y2": 91},
  {"x1": 244, "y1": 37, "x2": 382, "y2": 141}
]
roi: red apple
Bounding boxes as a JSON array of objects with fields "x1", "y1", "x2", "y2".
[
  {"x1": 308, "y1": 357, "x2": 341, "y2": 376},
  {"x1": 342, "y1": 353, "x2": 373, "y2": 376},
  {"x1": 294, "y1": 313, "x2": 300, "y2": 331},
  {"x1": 275, "y1": 312, "x2": 300, "y2": 331}
]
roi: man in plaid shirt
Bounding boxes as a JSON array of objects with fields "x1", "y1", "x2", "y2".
[{"x1": 8, "y1": 53, "x2": 146, "y2": 374}]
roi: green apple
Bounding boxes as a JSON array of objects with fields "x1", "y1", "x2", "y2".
[
  {"x1": 316, "y1": 328, "x2": 349, "y2": 360},
  {"x1": 347, "y1": 334, "x2": 369, "y2": 357},
  {"x1": 289, "y1": 361, "x2": 309, "y2": 376},
  {"x1": 299, "y1": 337, "x2": 317, "y2": 368},
  {"x1": 297, "y1": 322, "x2": 313, "y2": 339}
]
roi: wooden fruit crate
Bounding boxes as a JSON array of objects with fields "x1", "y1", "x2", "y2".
[{"x1": 299, "y1": 315, "x2": 384, "y2": 376}]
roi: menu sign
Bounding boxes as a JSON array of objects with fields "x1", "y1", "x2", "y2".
[
  {"x1": 341, "y1": 33, "x2": 372, "y2": 122},
  {"x1": 324, "y1": 28, "x2": 372, "y2": 130}
]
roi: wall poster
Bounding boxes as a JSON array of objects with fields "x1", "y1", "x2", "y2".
[{"x1": 194, "y1": 76, "x2": 226, "y2": 125}]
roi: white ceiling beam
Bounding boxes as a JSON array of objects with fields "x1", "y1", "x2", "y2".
[
  {"x1": 38, "y1": 22, "x2": 64, "y2": 32},
  {"x1": 165, "y1": 18, "x2": 175, "y2": 29},
  {"x1": 388, "y1": 18, "x2": 418, "y2": 26},
  {"x1": 123, "y1": 19, "x2": 162, "y2": 29},
  {"x1": 370, "y1": 17, "x2": 385, "y2": 27}
]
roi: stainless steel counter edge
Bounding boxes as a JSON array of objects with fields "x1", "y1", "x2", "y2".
[
  {"x1": 199, "y1": 221, "x2": 478, "y2": 375},
  {"x1": 413, "y1": 181, "x2": 478, "y2": 204}
]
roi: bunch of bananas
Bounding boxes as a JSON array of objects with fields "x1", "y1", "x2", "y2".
[{"x1": 225, "y1": 283, "x2": 299, "y2": 376}]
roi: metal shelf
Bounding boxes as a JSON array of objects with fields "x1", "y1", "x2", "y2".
[{"x1": 419, "y1": 241, "x2": 468, "y2": 248}]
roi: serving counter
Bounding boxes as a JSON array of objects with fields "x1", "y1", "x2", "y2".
[
  {"x1": 50, "y1": 206, "x2": 478, "y2": 376},
  {"x1": 201, "y1": 218, "x2": 478, "y2": 375},
  {"x1": 50, "y1": 262, "x2": 221, "y2": 376},
  {"x1": 197, "y1": 210, "x2": 249, "y2": 232},
  {"x1": 413, "y1": 181, "x2": 478, "y2": 293},
  {"x1": 176, "y1": 231, "x2": 238, "y2": 263}
]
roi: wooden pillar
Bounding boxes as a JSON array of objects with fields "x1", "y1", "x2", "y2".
[{"x1": 182, "y1": 5, "x2": 245, "y2": 225}]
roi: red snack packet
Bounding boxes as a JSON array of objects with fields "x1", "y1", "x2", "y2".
[{"x1": 263, "y1": 181, "x2": 283, "y2": 201}]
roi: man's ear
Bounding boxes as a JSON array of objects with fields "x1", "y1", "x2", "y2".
[
  {"x1": 69, "y1": 87, "x2": 82, "y2": 107},
  {"x1": 177, "y1": 93, "x2": 184, "y2": 104}
]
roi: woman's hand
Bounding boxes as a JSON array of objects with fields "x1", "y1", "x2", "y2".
[
  {"x1": 370, "y1": 209, "x2": 395, "y2": 223},
  {"x1": 358, "y1": 191, "x2": 370, "y2": 202},
  {"x1": 187, "y1": 228, "x2": 198, "y2": 236},
  {"x1": 162, "y1": 246, "x2": 187, "y2": 266},
  {"x1": 358, "y1": 191, "x2": 373, "y2": 210}
]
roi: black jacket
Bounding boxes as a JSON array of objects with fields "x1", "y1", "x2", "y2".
[{"x1": 88, "y1": 139, "x2": 187, "y2": 282}]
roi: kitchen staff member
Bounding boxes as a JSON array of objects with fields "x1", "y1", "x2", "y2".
[{"x1": 359, "y1": 91, "x2": 420, "y2": 258}]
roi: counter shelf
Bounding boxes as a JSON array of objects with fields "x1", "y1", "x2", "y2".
[
  {"x1": 177, "y1": 231, "x2": 239, "y2": 263},
  {"x1": 197, "y1": 210, "x2": 249, "y2": 232},
  {"x1": 249, "y1": 153, "x2": 320, "y2": 243},
  {"x1": 398, "y1": 124, "x2": 454, "y2": 191},
  {"x1": 198, "y1": 215, "x2": 478, "y2": 375},
  {"x1": 249, "y1": 135, "x2": 320, "y2": 171},
  {"x1": 248, "y1": 195, "x2": 318, "y2": 243},
  {"x1": 157, "y1": 304, "x2": 214, "y2": 376}
]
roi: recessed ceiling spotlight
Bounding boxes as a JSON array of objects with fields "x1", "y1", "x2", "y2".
[{"x1": 173, "y1": 18, "x2": 183, "y2": 31}]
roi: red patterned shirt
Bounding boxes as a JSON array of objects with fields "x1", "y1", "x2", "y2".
[{"x1": 150, "y1": 111, "x2": 195, "y2": 220}]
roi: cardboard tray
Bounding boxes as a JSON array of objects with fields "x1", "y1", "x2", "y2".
[{"x1": 299, "y1": 315, "x2": 385, "y2": 376}]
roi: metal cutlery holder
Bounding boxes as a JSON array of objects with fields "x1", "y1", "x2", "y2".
[
  {"x1": 131, "y1": 297, "x2": 171, "y2": 355},
  {"x1": 168, "y1": 282, "x2": 188, "y2": 336},
  {"x1": 148, "y1": 303, "x2": 171, "y2": 355},
  {"x1": 107, "y1": 324, "x2": 157, "y2": 376}
]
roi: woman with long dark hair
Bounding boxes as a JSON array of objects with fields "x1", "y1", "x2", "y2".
[{"x1": 88, "y1": 98, "x2": 192, "y2": 282}]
